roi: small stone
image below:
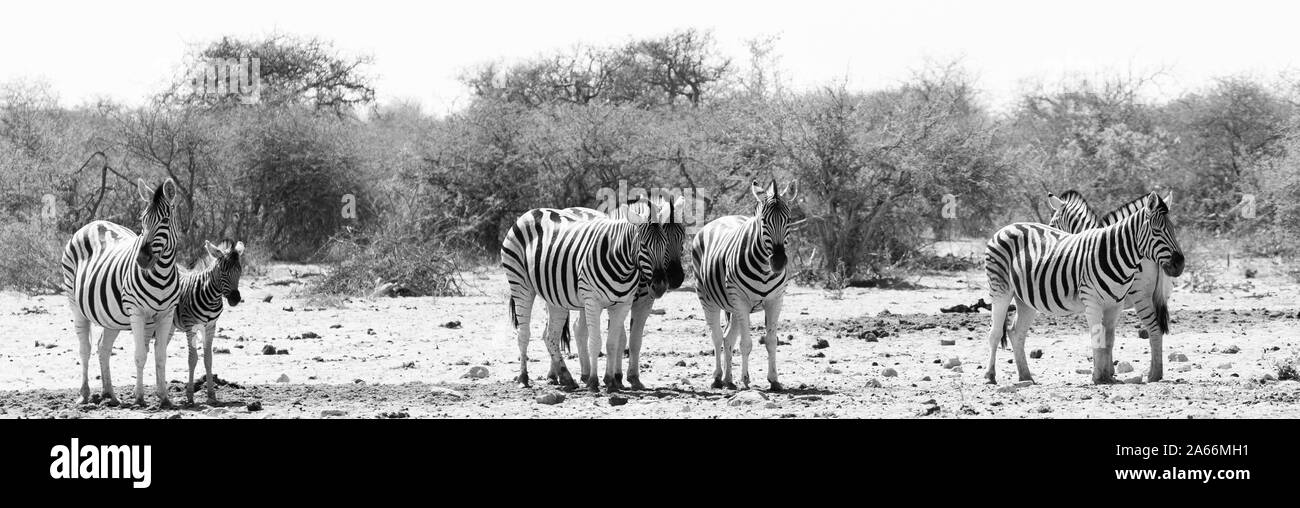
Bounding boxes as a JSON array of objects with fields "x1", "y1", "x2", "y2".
[
  {"x1": 321, "y1": 409, "x2": 348, "y2": 417},
  {"x1": 276, "y1": 374, "x2": 290, "y2": 383},
  {"x1": 261, "y1": 345, "x2": 277, "y2": 355},
  {"x1": 812, "y1": 339, "x2": 830, "y2": 350},
  {"x1": 1262, "y1": 373, "x2": 1277, "y2": 381},
  {"x1": 918, "y1": 404, "x2": 940, "y2": 416},
  {"x1": 727, "y1": 391, "x2": 769, "y2": 406},
  {"x1": 462, "y1": 366, "x2": 490, "y2": 379},
  {"x1": 1217, "y1": 362, "x2": 1232, "y2": 370},
  {"x1": 262, "y1": 295, "x2": 273, "y2": 303},
  {"x1": 824, "y1": 367, "x2": 842, "y2": 374},
  {"x1": 608, "y1": 395, "x2": 628, "y2": 407},
  {"x1": 246, "y1": 401, "x2": 263, "y2": 411},
  {"x1": 1029, "y1": 349, "x2": 1043, "y2": 359},
  {"x1": 1117, "y1": 362, "x2": 1134, "y2": 374},
  {"x1": 997, "y1": 385, "x2": 1017, "y2": 393},
  {"x1": 329, "y1": 324, "x2": 342, "y2": 329},
  {"x1": 442, "y1": 321, "x2": 462, "y2": 329},
  {"x1": 1124, "y1": 375, "x2": 1144, "y2": 384},
  {"x1": 675, "y1": 360, "x2": 687, "y2": 367},
  {"x1": 1169, "y1": 352, "x2": 1189, "y2": 362},
  {"x1": 1222, "y1": 345, "x2": 1240, "y2": 354},
  {"x1": 1108, "y1": 394, "x2": 1127, "y2": 403},
  {"x1": 939, "y1": 339, "x2": 956, "y2": 346},
  {"x1": 920, "y1": 376, "x2": 932, "y2": 381},
  {"x1": 1139, "y1": 329, "x2": 1149, "y2": 339},
  {"x1": 1013, "y1": 381, "x2": 1033, "y2": 388},
  {"x1": 536, "y1": 392, "x2": 566, "y2": 405},
  {"x1": 881, "y1": 368, "x2": 898, "y2": 377},
  {"x1": 276, "y1": 349, "x2": 289, "y2": 355},
  {"x1": 943, "y1": 357, "x2": 962, "y2": 369},
  {"x1": 301, "y1": 331, "x2": 320, "y2": 339},
  {"x1": 1175, "y1": 364, "x2": 1192, "y2": 373},
  {"x1": 950, "y1": 366, "x2": 963, "y2": 373},
  {"x1": 865, "y1": 378, "x2": 882, "y2": 388},
  {"x1": 1035, "y1": 404, "x2": 1052, "y2": 413},
  {"x1": 1076, "y1": 369, "x2": 1092, "y2": 375},
  {"x1": 430, "y1": 386, "x2": 466, "y2": 398}
]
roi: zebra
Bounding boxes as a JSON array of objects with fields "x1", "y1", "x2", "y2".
[
  {"x1": 554, "y1": 196, "x2": 687, "y2": 390},
  {"x1": 172, "y1": 239, "x2": 244, "y2": 405},
  {"x1": 984, "y1": 192, "x2": 1185, "y2": 385},
  {"x1": 501, "y1": 200, "x2": 670, "y2": 393},
  {"x1": 1046, "y1": 190, "x2": 1175, "y2": 381},
  {"x1": 691, "y1": 179, "x2": 794, "y2": 391},
  {"x1": 61, "y1": 179, "x2": 181, "y2": 407}
]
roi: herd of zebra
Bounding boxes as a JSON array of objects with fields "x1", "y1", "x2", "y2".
[{"x1": 56, "y1": 176, "x2": 1187, "y2": 409}]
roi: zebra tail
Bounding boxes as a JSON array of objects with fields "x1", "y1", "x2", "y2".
[
  {"x1": 561, "y1": 315, "x2": 571, "y2": 353},
  {"x1": 1152, "y1": 269, "x2": 1171, "y2": 334},
  {"x1": 508, "y1": 296, "x2": 518, "y2": 328}
]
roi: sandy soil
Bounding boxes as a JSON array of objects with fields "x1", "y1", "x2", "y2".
[{"x1": 2, "y1": 258, "x2": 1299, "y2": 419}]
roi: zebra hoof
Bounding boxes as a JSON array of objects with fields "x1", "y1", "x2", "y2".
[
  {"x1": 628, "y1": 377, "x2": 645, "y2": 390},
  {"x1": 133, "y1": 396, "x2": 146, "y2": 408},
  {"x1": 205, "y1": 396, "x2": 220, "y2": 406},
  {"x1": 158, "y1": 398, "x2": 175, "y2": 410},
  {"x1": 711, "y1": 378, "x2": 725, "y2": 389},
  {"x1": 724, "y1": 381, "x2": 738, "y2": 390},
  {"x1": 101, "y1": 393, "x2": 119, "y2": 407},
  {"x1": 769, "y1": 381, "x2": 784, "y2": 392},
  {"x1": 79, "y1": 387, "x2": 90, "y2": 404},
  {"x1": 516, "y1": 374, "x2": 531, "y2": 388}
]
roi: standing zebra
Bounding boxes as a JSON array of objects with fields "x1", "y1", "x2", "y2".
[
  {"x1": 556, "y1": 197, "x2": 687, "y2": 390},
  {"x1": 172, "y1": 239, "x2": 244, "y2": 405},
  {"x1": 501, "y1": 201, "x2": 669, "y2": 392},
  {"x1": 1046, "y1": 190, "x2": 1175, "y2": 381},
  {"x1": 692, "y1": 179, "x2": 794, "y2": 391},
  {"x1": 62, "y1": 179, "x2": 181, "y2": 407},
  {"x1": 984, "y1": 192, "x2": 1184, "y2": 385}
]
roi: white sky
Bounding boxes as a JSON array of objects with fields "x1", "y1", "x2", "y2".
[{"x1": 2, "y1": 0, "x2": 1298, "y2": 115}]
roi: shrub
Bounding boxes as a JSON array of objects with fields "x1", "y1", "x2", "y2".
[{"x1": 0, "y1": 217, "x2": 63, "y2": 294}]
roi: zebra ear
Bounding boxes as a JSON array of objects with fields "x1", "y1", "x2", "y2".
[
  {"x1": 751, "y1": 179, "x2": 765, "y2": 202},
  {"x1": 203, "y1": 240, "x2": 225, "y2": 259},
  {"x1": 767, "y1": 179, "x2": 778, "y2": 198},
  {"x1": 1164, "y1": 191, "x2": 1173, "y2": 207},
  {"x1": 137, "y1": 179, "x2": 151, "y2": 202},
  {"x1": 161, "y1": 179, "x2": 177, "y2": 203},
  {"x1": 1048, "y1": 193, "x2": 1065, "y2": 211},
  {"x1": 782, "y1": 180, "x2": 798, "y2": 201},
  {"x1": 1146, "y1": 192, "x2": 1161, "y2": 210}
]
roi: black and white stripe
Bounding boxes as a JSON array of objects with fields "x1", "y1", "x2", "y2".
[
  {"x1": 559, "y1": 197, "x2": 687, "y2": 390},
  {"x1": 173, "y1": 239, "x2": 245, "y2": 404},
  {"x1": 501, "y1": 202, "x2": 669, "y2": 392},
  {"x1": 984, "y1": 192, "x2": 1185, "y2": 384},
  {"x1": 1047, "y1": 190, "x2": 1176, "y2": 380},
  {"x1": 61, "y1": 179, "x2": 181, "y2": 407},
  {"x1": 691, "y1": 179, "x2": 794, "y2": 391}
]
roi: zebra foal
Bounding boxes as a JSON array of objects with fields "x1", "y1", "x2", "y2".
[{"x1": 172, "y1": 239, "x2": 244, "y2": 405}]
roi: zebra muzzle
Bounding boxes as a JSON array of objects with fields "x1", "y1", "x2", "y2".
[
  {"x1": 771, "y1": 245, "x2": 788, "y2": 272},
  {"x1": 226, "y1": 289, "x2": 242, "y2": 307},
  {"x1": 666, "y1": 260, "x2": 685, "y2": 290},
  {"x1": 650, "y1": 272, "x2": 667, "y2": 298},
  {"x1": 1162, "y1": 252, "x2": 1185, "y2": 277}
]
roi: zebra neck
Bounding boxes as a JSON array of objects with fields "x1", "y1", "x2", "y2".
[
  {"x1": 191, "y1": 268, "x2": 224, "y2": 307},
  {"x1": 742, "y1": 216, "x2": 772, "y2": 271},
  {"x1": 1104, "y1": 212, "x2": 1147, "y2": 275}
]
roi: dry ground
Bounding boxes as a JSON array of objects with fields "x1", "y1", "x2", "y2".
[{"x1": 2, "y1": 256, "x2": 1299, "y2": 419}]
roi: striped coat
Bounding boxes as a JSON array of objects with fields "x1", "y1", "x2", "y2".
[{"x1": 173, "y1": 240, "x2": 244, "y2": 404}]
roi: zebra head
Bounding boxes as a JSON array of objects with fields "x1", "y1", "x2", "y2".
[
  {"x1": 1141, "y1": 192, "x2": 1185, "y2": 277},
  {"x1": 1046, "y1": 190, "x2": 1099, "y2": 233},
  {"x1": 203, "y1": 239, "x2": 245, "y2": 306},
  {"x1": 135, "y1": 179, "x2": 177, "y2": 271},
  {"x1": 660, "y1": 195, "x2": 687, "y2": 290},
  {"x1": 751, "y1": 178, "x2": 794, "y2": 272},
  {"x1": 629, "y1": 199, "x2": 670, "y2": 298}
]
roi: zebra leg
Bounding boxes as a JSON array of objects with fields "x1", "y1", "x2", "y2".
[
  {"x1": 97, "y1": 328, "x2": 121, "y2": 406},
  {"x1": 1102, "y1": 305, "x2": 1121, "y2": 383},
  {"x1": 75, "y1": 316, "x2": 92, "y2": 403},
  {"x1": 720, "y1": 311, "x2": 741, "y2": 390},
  {"x1": 984, "y1": 294, "x2": 1012, "y2": 384},
  {"x1": 203, "y1": 322, "x2": 218, "y2": 403},
  {"x1": 185, "y1": 327, "x2": 199, "y2": 406},
  {"x1": 605, "y1": 309, "x2": 628, "y2": 390},
  {"x1": 705, "y1": 308, "x2": 727, "y2": 389},
  {"x1": 1008, "y1": 302, "x2": 1037, "y2": 383},
  {"x1": 511, "y1": 293, "x2": 536, "y2": 388},
  {"x1": 1085, "y1": 302, "x2": 1118, "y2": 384},
  {"x1": 626, "y1": 296, "x2": 654, "y2": 390},
  {"x1": 603, "y1": 303, "x2": 632, "y2": 393},
  {"x1": 1131, "y1": 266, "x2": 1168, "y2": 382},
  {"x1": 739, "y1": 311, "x2": 754, "y2": 390},
  {"x1": 130, "y1": 313, "x2": 149, "y2": 407},
  {"x1": 763, "y1": 298, "x2": 784, "y2": 391},
  {"x1": 583, "y1": 301, "x2": 604, "y2": 393},
  {"x1": 543, "y1": 305, "x2": 576, "y2": 390},
  {"x1": 574, "y1": 310, "x2": 591, "y2": 384},
  {"x1": 153, "y1": 310, "x2": 175, "y2": 409}
]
